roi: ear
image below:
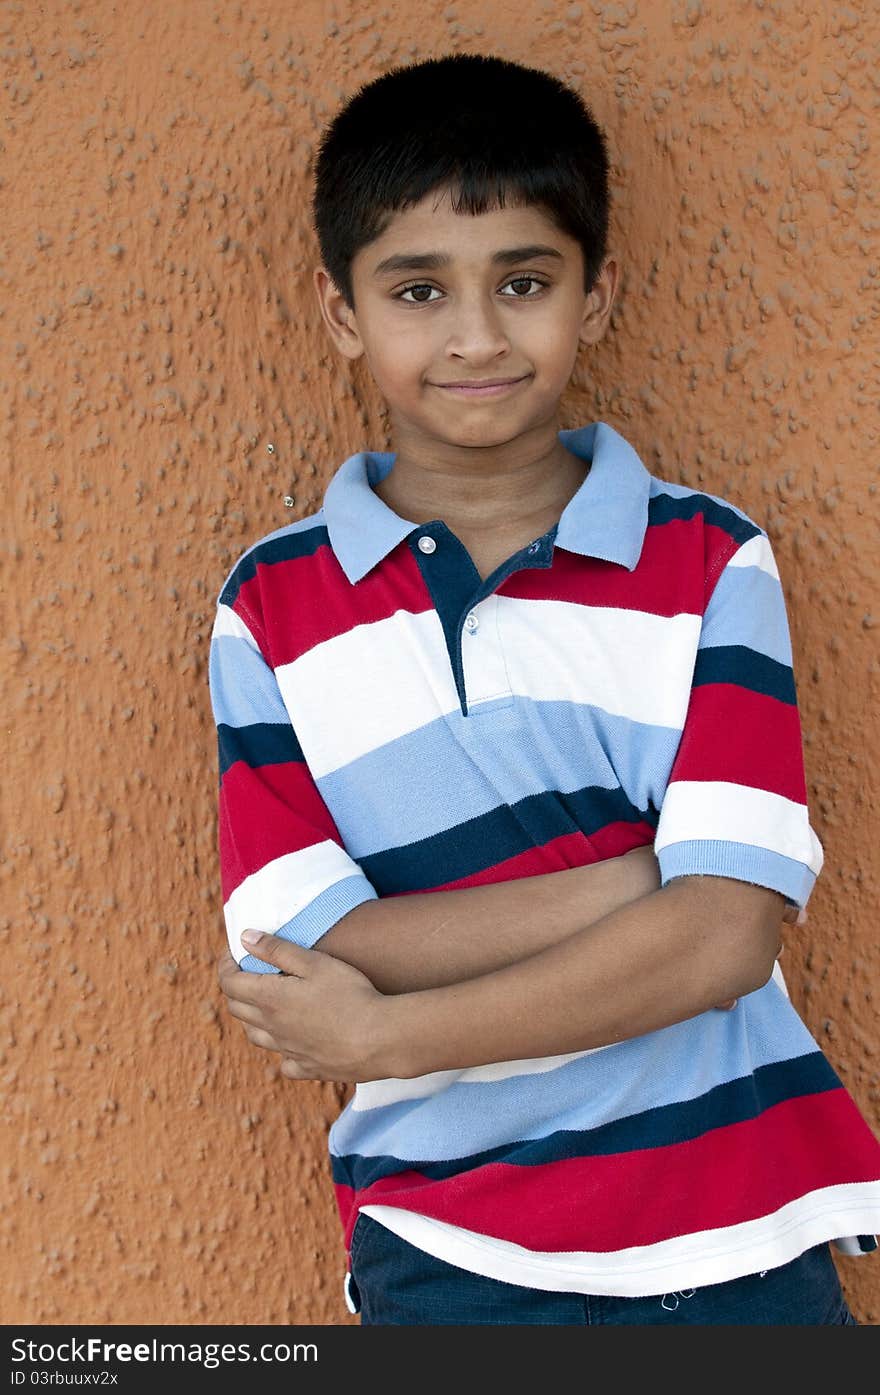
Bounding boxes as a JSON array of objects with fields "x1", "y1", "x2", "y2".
[
  {"x1": 313, "y1": 266, "x2": 365, "y2": 362},
  {"x1": 579, "y1": 256, "x2": 619, "y2": 349}
]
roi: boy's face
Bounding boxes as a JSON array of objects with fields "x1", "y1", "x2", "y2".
[{"x1": 314, "y1": 186, "x2": 617, "y2": 452}]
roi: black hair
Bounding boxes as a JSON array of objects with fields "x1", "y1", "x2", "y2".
[{"x1": 311, "y1": 52, "x2": 611, "y2": 312}]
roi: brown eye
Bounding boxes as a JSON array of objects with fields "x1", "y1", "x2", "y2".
[
  {"x1": 396, "y1": 283, "x2": 440, "y2": 303},
  {"x1": 501, "y1": 277, "x2": 547, "y2": 297},
  {"x1": 394, "y1": 276, "x2": 549, "y2": 304}
]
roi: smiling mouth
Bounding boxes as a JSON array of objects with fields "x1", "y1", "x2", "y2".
[{"x1": 433, "y1": 375, "x2": 531, "y2": 396}]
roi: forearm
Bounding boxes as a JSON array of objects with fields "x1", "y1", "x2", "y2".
[
  {"x1": 375, "y1": 876, "x2": 784, "y2": 1077},
  {"x1": 315, "y1": 845, "x2": 660, "y2": 994}
]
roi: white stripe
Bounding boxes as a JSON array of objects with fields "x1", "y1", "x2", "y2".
[
  {"x1": 496, "y1": 598, "x2": 700, "y2": 728},
  {"x1": 224, "y1": 841, "x2": 360, "y2": 959},
  {"x1": 726, "y1": 532, "x2": 780, "y2": 579},
  {"x1": 358, "y1": 1182, "x2": 880, "y2": 1296},
  {"x1": 277, "y1": 602, "x2": 702, "y2": 777},
  {"x1": 461, "y1": 594, "x2": 512, "y2": 706},
  {"x1": 212, "y1": 603, "x2": 261, "y2": 648},
  {"x1": 276, "y1": 609, "x2": 459, "y2": 776},
  {"x1": 655, "y1": 780, "x2": 824, "y2": 873},
  {"x1": 350, "y1": 1045, "x2": 614, "y2": 1112}
]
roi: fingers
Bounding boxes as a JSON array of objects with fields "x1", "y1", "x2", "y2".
[
  {"x1": 217, "y1": 966, "x2": 262, "y2": 1007},
  {"x1": 238, "y1": 930, "x2": 316, "y2": 978},
  {"x1": 216, "y1": 948, "x2": 282, "y2": 1006},
  {"x1": 280, "y1": 1056, "x2": 322, "y2": 1081},
  {"x1": 243, "y1": 1025, "x2": 278, "y2": 1051},
  {"x1": 217, "y1": 949, "x2": 240, "y2": 983},
  {"x1": 215, "y1": 985, "x2": 280, "y2": 1049},
  {"x1": 223, "y1": 996, "x2": 266, "y2": 1028}
]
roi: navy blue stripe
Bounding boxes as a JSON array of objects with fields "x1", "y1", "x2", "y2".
[
  {"x1": 219, "y1": 522, "x2": 330, "y2": 607},
  {"x1": 693, "y1": 645, "x2": 797, "y2": 705},
  {"x1": 360, "y1": 782, "x2": 654, "y2": 896},
  {"x1": 331, "y1": 1050, "x2": 840, "y2": 1191},
  {"x1": 218, "y1": 721, "x2": 304, "y2": 776},
  {"x1": 649, "y1": 491, "x2": 763, "y2": 547}
]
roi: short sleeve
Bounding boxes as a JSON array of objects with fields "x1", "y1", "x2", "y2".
[
  {"x1": 208, "y1": 601, "x2": 378, "y2": 974},
  {"x1": 654, "y1": 531, "x2": 824, "y2": 911}
]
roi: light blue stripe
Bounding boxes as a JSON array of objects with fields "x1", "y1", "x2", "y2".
[
  {"x1": 658, "y1": 840, "x2": 817, "y2": 908},
  {"x1": 238, "y1": 874, "x2": 379, "y2": 972},
  {"x1": 209, "y1": 632, "x2": 292, "y2": 730},
  {"x1": 318, "y1": 697, "x2": 681, "y2": 857},
  {"x1": 328, "y1": 977, "x2": 821, "y2": 1162},
  {"x1": 701, "y1": 564, "x2": 792, "y2": 666}
]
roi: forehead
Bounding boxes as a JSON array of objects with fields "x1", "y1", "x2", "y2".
[{"x1": 355, "y1": 188, "x2": 573, "y2": 277}]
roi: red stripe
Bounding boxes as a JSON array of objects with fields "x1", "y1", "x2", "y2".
[
  {"x1": 234, "y1": 538, "x2": 432, "y2": 667},
  {"x1": 219, "y1": 759, "x2": 342, "y2": 899},
  {"x1": 344, "y1": 1088, "x2": 880, "y2": 1253},
  {"x1": 668, "y1": 683, "x2": 809, "y2": 805},
  {"x1": 335, "y1": 1183, "x2": 358, "y2": 1252},
  {"x1": 500, "y1": 515, "x2": 739, "y2": 616},
  {"x1": 235, "y1": 514, "x2": 738, "y2": 670},
  {"x1": 385, "y1": 822, "x2": 657, "y2": 897}
]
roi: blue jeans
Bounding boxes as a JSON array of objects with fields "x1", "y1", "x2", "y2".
[{"x1": 346, "y1": 1215, "x2": 859, "y2": 1325}]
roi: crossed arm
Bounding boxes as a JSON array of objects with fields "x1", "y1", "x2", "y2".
[{"x1": 216, "y1": 845, "x2": 798, "y2": 1082}]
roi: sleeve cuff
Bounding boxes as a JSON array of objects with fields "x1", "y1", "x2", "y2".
[
  {"x1": 656, "y1": 838, "x2": 818, "y2": 911},
  {"x1": 238, "y1": 875, "x2": 379, "y2": 972}
]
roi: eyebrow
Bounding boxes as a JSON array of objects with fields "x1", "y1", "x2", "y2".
[{"x1": 371, "y1": 244, "x2": 565, "y2": 278}]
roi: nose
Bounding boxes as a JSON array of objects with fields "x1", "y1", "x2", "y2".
[{"x1": 444, "y1": 290, "x2": 512, "y2": 361}]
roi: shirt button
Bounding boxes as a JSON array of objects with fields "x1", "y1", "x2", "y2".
[
  {"x1": 527, "y1": 541, "x2": 540, "y2": 555},
  {"x1": 464, "y1": 611, "x2": 479, "y2": 633},
  {"x1": 417, "y1": 536, "x2": 436, "y2": 554}
]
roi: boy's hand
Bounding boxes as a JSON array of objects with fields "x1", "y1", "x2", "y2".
[
  {"x1": 216, "y1": 933, "x2": 389, "y2": 1082},
  {"x1": 714, "y1": 901, "x2": 806, "y2": 1011}
]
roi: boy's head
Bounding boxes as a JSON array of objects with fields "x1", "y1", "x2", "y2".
[
  {"x1": 311, "y1": 53, "x2": 618, "y2": 452},
  {"x1": 311, "y1": 52, "x2": 612, "y2": 315}
]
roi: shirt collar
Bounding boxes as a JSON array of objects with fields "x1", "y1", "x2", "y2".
[{"x1": 322, "y1": 420, "x2": 652, "y2": 585}]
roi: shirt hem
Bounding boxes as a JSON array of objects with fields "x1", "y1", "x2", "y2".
[{"x1": 356, "y1": 1192, "x2": 880, "y2": 1297}]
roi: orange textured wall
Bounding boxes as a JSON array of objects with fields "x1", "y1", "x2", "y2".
[{"x1": 3, "y1": 0, "x2": 879, "y2": 1326}]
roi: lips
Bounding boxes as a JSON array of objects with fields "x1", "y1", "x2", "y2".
[
  {"x1": 438, "y1": 377, "x2": 525, "y2": 388},
  {"x1": 433, "y1": 375, "x2": 530, "y2": 396}
]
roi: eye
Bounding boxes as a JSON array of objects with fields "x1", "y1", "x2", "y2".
[
  {"x1": 394, "y1": 276, "x2": 549, "y2": 304},
  {"x1": 500, "y1": 277, "x2": 548, "y2": 298},
  {"x1": 395, "y1": 283, "x2": 442, "y2": 304}
]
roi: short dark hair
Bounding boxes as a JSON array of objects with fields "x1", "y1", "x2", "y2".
[{"x1": 311, "y1": 52, "x2": 611, "y2": 312}]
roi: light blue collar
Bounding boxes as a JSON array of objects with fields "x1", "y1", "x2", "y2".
[{"x1": 322, "y1": 420, "x2": 652, "y2": 585}]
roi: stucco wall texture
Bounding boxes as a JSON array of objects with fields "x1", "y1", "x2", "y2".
[{"x1": 2, "y1": 0, "x2": 878, "y2": 1327}]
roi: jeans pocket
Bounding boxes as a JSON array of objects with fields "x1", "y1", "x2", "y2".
[{"x1": 348, "y1": 1210, "x2": 370, "y2": 1269}]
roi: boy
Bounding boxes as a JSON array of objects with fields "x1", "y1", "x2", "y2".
[{"x1": 209, "y1": 54, "x2": 880, "y2": 1324}]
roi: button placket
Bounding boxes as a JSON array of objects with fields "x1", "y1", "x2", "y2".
[
  {"x1": 409, "y1": 522, "x2": 553, "y2": 717},
  {"x1": 459, "y1": 594, "x2": 511, "y2": 710}
]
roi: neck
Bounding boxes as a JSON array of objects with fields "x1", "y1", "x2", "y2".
[{"x1": 373, "y1": 417, "x2": 591, "y2": 537}]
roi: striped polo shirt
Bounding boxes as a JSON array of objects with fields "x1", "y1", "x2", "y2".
[{"x1": 209, "y1": 420, "x2": 880, "y2": 1299}]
